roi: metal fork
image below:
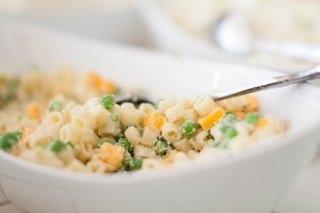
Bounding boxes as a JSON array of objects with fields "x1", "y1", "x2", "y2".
[{"x1": 115, "y1": 65, "x2": 320, "y2": 104}]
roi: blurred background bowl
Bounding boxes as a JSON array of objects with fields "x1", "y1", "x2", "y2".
[{"x1": 137, "y1": 0, "x2": 320, "y2": 87}]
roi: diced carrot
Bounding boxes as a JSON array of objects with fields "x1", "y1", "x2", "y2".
[
  {"x1": 144, "y1": 111, "x2": 166, "y2": 132},
  {"x1": 84, "y1": 71, "x2": 103, "y2": 88},
  {"x1": 98, "y1": 143, "x2": 125, "y2": 172},
  {"x1": 100, "y1": 80, "x2": 117, "y2": 94},
  {"x1": 216, "y1": 96, "x2": 246, "y2": 112},
  {"x1": 199, "y1": 107, "x2": 225, "y2": 129},
  {"x1": 27, "y1": 102, "x2": 41, "y2": 120},
  {"x1": 84, "y1": 71, "x2": 117, "y2": 94},
  {"x1": 234, "y1": 111, "x2": 246, "y2": 119},
  {"x1": 256, "y1": 118, "x2": 269, "y2": 127},
  {"x1": 10, "y1": 147, "x2": 20, "y2": 156},
  {"x1": 163, "y1": 150, "x2": 178, "y2": 165},
  {"x1": 244, "y1": 95, "x2": 259, "y2": 112}
]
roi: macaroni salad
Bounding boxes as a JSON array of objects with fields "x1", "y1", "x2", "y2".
[{"x1": 0, "y1": 68, "x2": 286, "y2": 173}]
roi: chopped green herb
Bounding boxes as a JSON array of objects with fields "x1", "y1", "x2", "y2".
[
  {"x1": 155, "y1": 99, "x2": 163, "y2": 109},
  {"x1": 99, "y1": 137, "x2": 116, "y2": 145},
  {"x1": 207, "y1": 140, "x2": 220, "y2": 148},
  {"x1": 121, "y1": 154, "x2": 132, "y2": 171},
  {"x1": 100, "y1": 94, "x2": 114, "y2": 110},
  {"x1": 111, "y1": 113, "x2": 119, "y2": 122},
  {"x1": 180, "y1": 119, "x2": 197, "y2": 138},
  {"x1": 2, "y1": 78, "x2": 19, "y2": 105},
  {"x1": 136, "y1": 89, "x2": 148, "y2": 95},
  {"x1": 245, "y1": 112, "x2": 260, "y2": 124},
  {"x1": 47, "y1": 139, "x2": 65, "y2": 154},
  {"x1": 48, "y1": 100, "x2": 62, "y2": 112},
  {"x1": 66, "y1": 141, "x2": 74, "y2": 148},
  {"x1": 224, "y1": 127, "x2": 238, "y2": 139},
  {"x1": 41, "y1": 143, "x2": 49, "y2": 149},
  {"x1": 207, "y1": 129, "x2": 214, "y2": 140},
  {"x1": 3, "y1": 91, "x2": 15, "y2": 103},
  {"x1": 219, "y1": 141, "x2": 230, "y2": 149},
  {"x1": 28, "y1": 64, "x2": 41, "y2": 72},
  {"x1": 118, "y1": 137, "x2": 133, "y2": 152},
  {"x1": 207, "y1": 139, "x2": 231, "y2": 149},
  {"x1": 154, "y1": 138, "x2": 171, "y2": 156},
  {"x1": 0, "y1": 131, "x2": 22, "y2": 151},
  {"x1": 114, "y1": 87, "x2": 122, "y2": 95},
  {"x1": 123, "y1": 125, "x2": 130, "y2": 130},
  {"x1": 225, "y1": 112, "x2": 237, "y2": 116}
]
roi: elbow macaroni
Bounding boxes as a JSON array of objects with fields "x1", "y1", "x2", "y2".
[{"x1": 0, "y1": 69, "x2": 286, "y2": 173}]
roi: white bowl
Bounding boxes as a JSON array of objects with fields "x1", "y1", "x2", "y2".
[
  {"x1": 0, "y1": 21, "x2": 320, "y2": 213},
  {"x1": 0, "y1": 4, "x2": 149, "y2": 47},
  {"x1": 137, "y1": 0, "x2": 320, "y2": 84},
  {"x1": 137, "y1": 0, "x2": 229, "y2": 59}
]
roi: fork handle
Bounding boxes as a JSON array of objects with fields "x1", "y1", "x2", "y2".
[{"x1": 213, "y1": 65, "x2": 320, "y2": 101}]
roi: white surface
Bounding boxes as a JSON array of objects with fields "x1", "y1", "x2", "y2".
[
  {"x1": 0, "y1": 21, "x2": 320, "y2": 213},
  {"x1": 0, "y1": 0, "x2": 134, "y2": 14},
  {"x1": 0, "y1": 204, "x2": 27, "y2": 213},
  {"x1": 274, "y1": 156, "x2": 320, "y2": 213},
  {"x1": 0, "y1": 186, "x2": 8, "y2": 205}
]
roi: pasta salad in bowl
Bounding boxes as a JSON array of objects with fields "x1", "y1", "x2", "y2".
[
  {"x1": 0, "y1": 69, "x2": 286, "y2": 173},
  {"x1": 0, "y1": 22, "x2": 320, "y2": 213}
]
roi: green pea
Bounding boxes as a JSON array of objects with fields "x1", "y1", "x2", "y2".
[
  {"x1": 3, "y1": 78, "x2": 19, "y2": 104},
  {"x1": 154, "y1": 139, "x2": 170, "y2": 156},
  {"x1": 115, "y1": 133, "x2": 125, "y2": 141},
  {"x1": 131, "y1": 157, "x2": 143, "y2": 170},
  {"x1": 207, "y1": 140, "x2": 220, "y2": 148},
  {"x1": 121, "y1": 154, "x2": 132, "y2": 171},
  {"x1": 121, "y1": 155, "x2": 143, "y2": 171},
  {"x1": 48, "y1": 100, "x2": 62, "y2": 112},
  {"x1": 245, "y1": 112, "x2": 260, "y2": 124},
  {"x1": 100, "y1": 94, "x2": 114, "y2": 110},
  {"x1": 118, "y1": 137, "x2": 133, "y2": 152},
  {"x1": 0, "y1": 131, "x2": 22, "y2": 151},
  {"x1": 219, "y1": 112, "x2": 238, "y2": 133},
  {"x1": 207, "y1": 139, "x2": 230, "y2": 149},
  {"x1": 180, "y1": 119, "x2": 197, "y2": 138},
  {"x1": 224, "y1": 127, "x2": 238, "y2": 139},
  {"x1": 47, "y1": 140, "x2": 65, "y2": 154}
]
